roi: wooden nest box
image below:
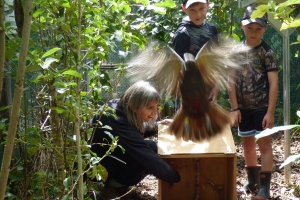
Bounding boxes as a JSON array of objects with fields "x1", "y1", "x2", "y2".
[{"x1": 158, "y1": 125, "x2": 237, "y2": 200}]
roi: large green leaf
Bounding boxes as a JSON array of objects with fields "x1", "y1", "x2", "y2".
[
  {"x1": 251, "y1": 5, "x2": 269, "y2": 18},
  {"x1": 62, "y1": 70, "x2": 82, "y2": 79},
  {"x1": 278, "y1": 0, "x2": 300, "y2": 8},
  {"x1": 255, "y1": 125, "x2": 300, "y2": 140},
  {"x1": 41, "y1": 47, "x2": 61, "y2": 59},
  {"x1": 281, "y1": 20, "x2": 300, "y2": 30}
]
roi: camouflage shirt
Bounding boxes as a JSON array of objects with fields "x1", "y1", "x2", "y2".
[{"x1": 235, "y1": 40, "x2": 278, "y2": 110}]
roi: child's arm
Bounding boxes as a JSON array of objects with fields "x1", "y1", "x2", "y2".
[
  {"x1": 228, "y1": 69, "x2": 241, "y2": 126},
  {"x1": 262, "y1": 71, "x2": 278, "y2": 129}
]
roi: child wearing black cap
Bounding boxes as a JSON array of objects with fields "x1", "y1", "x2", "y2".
[
  {"x1": 173, "y1": 0, "x2": 219, "y2": 111},
  {"x1": 228, "y1": 4, "x2": 278, "y2": 200}
]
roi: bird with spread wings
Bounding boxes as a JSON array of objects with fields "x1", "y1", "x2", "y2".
[{"x1": 126, "y1": 34, "x2": 250, "y2": 142}]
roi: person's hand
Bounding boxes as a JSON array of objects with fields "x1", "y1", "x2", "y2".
[
  {"x1": 230, "y1": 110, "x2": 241, "y2": 127},
  {"x1": 262, "y1": 112, "x2": 274, "y2": 129},
  {"x1": 158, "y1": 119, "x2": 173, "y2": 125}
]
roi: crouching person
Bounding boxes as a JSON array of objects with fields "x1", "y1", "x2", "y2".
[{"x1": 90, "y1": 81, "x2": 181, "y2": 199}]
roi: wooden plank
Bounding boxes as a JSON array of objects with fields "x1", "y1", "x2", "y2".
[
  {"x1": 159, "y1": 157, "x2": 237, "y2": 200},
  {"x1": 159, "y1": 158, "x2": 196, "y2": 200},
  {"x1": 158, "y1": 125, "x2": 236, "y2": 155}
]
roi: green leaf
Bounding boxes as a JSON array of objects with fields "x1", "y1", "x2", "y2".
[
  {"x1": 33, "y1": 8, "x2": 45, "y2": 18},
  {"x1": 155, "y1": 0, "x2": 176, "y2": 9},
  {"x1": 26, "y1": 64, "x2": 41, "y2": 72},
  {"x1": 62, "y1": 70, "x2": 82, "y2": 79},
  {"x1": 80, "y1": 91, "x2": 87, "y2": 96},
  {"x1": 41, "y1": 58, "x2": 58, "y2": 69},
  {"x1": 61, "y1": 195, "x2": 70, "y2": 200},
  {"x1": 279, "y1": 155, "x2": 300, "y2": 169},
  {"x1": 281, "y1": 20, "x2": 300, "y2": 30},
  {"x1": 59, "y1": 2, "x2": 71, "y2": 8},
  {"x1": 63, "y1": 177, "x2": 71, "y2": 189},
  {"x1": 251, "y1": 5, "x2": 269, "y2": 19},
  {"x1": 52, "y1": 107, "x2": 65, "y2": 114},
  {"x1": 232, "y1": 33, "x2": 240, "y2": 42},
  {"x1": 255, "y1": 125, "x2": 300, "y2": 140},
  {"x1": 278, "y1": 0, "x2": 300, "y2": 8},
  {"x1": 41, "y1": 48, "x2": 61, "y2": 59}
]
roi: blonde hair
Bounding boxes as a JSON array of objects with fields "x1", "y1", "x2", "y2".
[{"x1": 119, "y1": 81, "x2": 161, "y2": 133}]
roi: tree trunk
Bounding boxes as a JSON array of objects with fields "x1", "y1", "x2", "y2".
[
  {"x1": 76, "y1": 0, "x2": 84, "y2": 199},
  {"x1": 0, "y1": 0, "x2": 5, "y2": 103},
  {"x1": 49, "y1": 79, "x2": 65, "y2": 198},
  {"x1": 0, "y1": 0, "x2": 33, "y2": 199}
]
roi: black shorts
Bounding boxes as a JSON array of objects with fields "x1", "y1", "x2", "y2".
[{"x1": 238, "y1": 107, "x2": 268, "y2": 137}]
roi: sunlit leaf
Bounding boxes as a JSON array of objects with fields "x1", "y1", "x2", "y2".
[
  {"x1": 41, "y1": 48, "x2": 61, "y2": 59},
  {"x1": 281, "y1": 20, "x2": 300, "y2": 30},
  {"x1": 278, "y1": 0, "x2": 300, "y2": 8},
  {"x1": 56, "y1": 88, "x2": 68, "y2": 94},
  {"x1": 60, "y1": 2, "x2": 71, "y2": 8},
  {"x1": 41, "y1": 58, "x2": 58, "y2": 69},
  {"x1": 251, "y1": 5, "x2": 269, "y2": 18},
  {"x1": 279, "y1": 155, "x2": 300, "y2": 169},
  {"x1": 63, "y1": 177, "x2": 71, "y2": 188},
  {"x1": 255, "y1": 125, "x2": 300, "y2": 140},
  {"x1": 62, "y1": 70, "x2": 82, "y2": 79},
  {"x1": 155, "y1": 0, "x2": 176, "y2": 9}
]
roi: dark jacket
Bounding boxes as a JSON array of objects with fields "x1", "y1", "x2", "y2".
[
  {"x1": 173, "y1": 18, "x2": 218, "y2": 59},
  {"x1": 91, "y1": 103, "x2": 181, "y2": 184}
]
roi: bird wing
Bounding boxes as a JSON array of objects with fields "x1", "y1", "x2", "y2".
[
  {"x1": 126, "y1": 42, "x2": 184, "y2": 99},
  {"x1": 195, "y1": 34, "x2": 251, "y2": 90}
]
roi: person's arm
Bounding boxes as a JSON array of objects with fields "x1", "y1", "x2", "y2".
[
  {"x1": 228, "y1": 68, "x2": 241, "y2": 126},
  {"x1": 117, "y1": 126, "x2": 181, "y2": 183},
  {"x1": 262, "y1": 71, "x2": 278, "y2": 129}
]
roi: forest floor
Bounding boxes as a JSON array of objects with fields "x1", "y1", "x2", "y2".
[{"x1": 98, "y1": 131, "x2": 300, "y2": 200}]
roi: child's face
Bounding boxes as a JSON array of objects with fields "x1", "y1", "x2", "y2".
[
  {"x1": 137, "y1": 101, "x2": 159, "y2": 122},
  {"x1": 183, "y1": 2, "x2": 209, "y2": 26},
  {"x1": 242, "y1": 22, "x2": 266, "y2": 47}
]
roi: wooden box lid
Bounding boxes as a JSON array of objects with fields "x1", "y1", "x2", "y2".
[{"x1": 158, "y1": 124, "x2": 236, "y2": 155}]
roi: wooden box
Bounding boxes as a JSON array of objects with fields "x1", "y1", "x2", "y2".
[{"x1": 158, "y1": 125, "x2": 237, "y2": 200}]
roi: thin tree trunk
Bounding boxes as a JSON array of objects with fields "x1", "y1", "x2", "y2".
[
  {"x1": 0, "y1": 0, "x2": 5, "y2": 103},
  {"x1": 49, "y1": 78, "x2": 65, "y2": 198},
  {"x1": 0, "y1": 0, "x2": 33, "y2": 199},
  {"x1": 76, "y1": 0, "x2": 84, "y2": 199}
]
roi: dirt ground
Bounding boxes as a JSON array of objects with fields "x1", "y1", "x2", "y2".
[{"x1": 100, "y1": 131, "x2": 300, "y2": 200}]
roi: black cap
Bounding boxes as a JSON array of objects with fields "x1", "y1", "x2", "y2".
[{"x1": 242, "y1": 5, "x2": 268, "y2": 28}]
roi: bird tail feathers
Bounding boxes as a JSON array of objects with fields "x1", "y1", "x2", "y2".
[{"x1": 169, "y1": 103, "x2": 230, "y2": 142}]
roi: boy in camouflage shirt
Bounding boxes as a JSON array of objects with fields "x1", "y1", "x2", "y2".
[{"x1": 228, "y1": 5, "x2": 278, "y2": 200}]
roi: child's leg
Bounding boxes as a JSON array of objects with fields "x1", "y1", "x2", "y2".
[
  {"x1": 242, "y1": 135, "x2": 257, "y2": 166},
  {"x1": 257, "y1": 136, "x2": 273, "y2": 171},
  {"x1": 255, "y1": 136, "x2": 273, "y2": 200},
  {"x1": 241, "y1": 135, "x2": 260, "y2": 192},
  {"x1": 238, "y1": 109, "x2": 261, "y2": 192},
  {"x1": 253, "y1": 108, "x2": 273, "y2": 200}
]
